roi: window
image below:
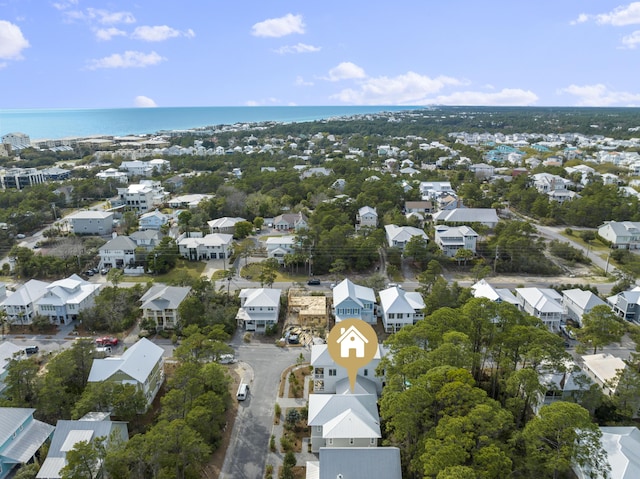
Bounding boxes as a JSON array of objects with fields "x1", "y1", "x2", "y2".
[
  {"x1": 363, "y1": 369, "x2": 368, "y2": 376},
  {"x1": 329, "y1": 369, "x2": 336, "y2": 376}
]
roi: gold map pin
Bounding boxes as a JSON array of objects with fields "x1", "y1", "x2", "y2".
[{"x1": 327, "y1": 318, "x2": 379, "y2": 393}]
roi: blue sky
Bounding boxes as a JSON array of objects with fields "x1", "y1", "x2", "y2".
[{"x1": 2, "y1": 1, "x2": 640, "y2": 108}]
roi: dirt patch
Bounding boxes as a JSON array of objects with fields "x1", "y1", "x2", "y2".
[
  {"x1": 277, "y1": 465, "x2": 306, "y2": 479},
  {"x1": 280, "y1": 409, "x2": 308, "y2": 453},
  {"x1": 288, "y1": 365, "x2": 310, "y2": 399}
]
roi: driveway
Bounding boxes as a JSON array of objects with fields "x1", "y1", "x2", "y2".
[{"x1": 220, "y1": 333, "x2": 309, "y2": 479}]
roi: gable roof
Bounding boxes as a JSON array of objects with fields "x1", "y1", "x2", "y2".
[
  {"x1": 88, "y1": 338, "x2": 163, "y2": 384},
  {"x1": 471, "y1": 279, "x2": 519, "y2": 305},
  {"x1": 1, "y1": 279, "x2": 50, "y2": 307},
  {"x1": 379, "y1": 286, "x2": 425, "y2": 314},
  {"x1": 516, "y1": 287, "x2": 563, "y2": 313},
  {"x1": 239, "y1": 288, "x2": 281, "y2": 307},
  {"x1": 432, "y1": 208, "x2": 499, "y2": 224},
  {"x1": 308, "y1": 394, "x2": 379, "y2": 433},
  {"x1": 312, "y1": 447, "x2": 402, "y2": 479},
  {"x1": 99, "y1": 235, "x2": 137, "y2": 252},
  {"x1": 384, "y1": 224, "x2": 428, "y2": 243},
  {"x1": 140, "y1": 285, "x2": 191, "y2": 311},
  {"x1": 562, "y1": 288, "x2": 607, "y2": 311},
  {"x1": 597, "y1": 427, "x2": 640, "y2": 479},
  {"x1": 0, "y1": 407, "x2": 54, "y2": 464},
  {"x1": 332, "y1": 279, "x2": 375, "y2": 307}
]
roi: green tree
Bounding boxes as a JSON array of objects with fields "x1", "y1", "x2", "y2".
[
  {"x1": 60, "y1": 437, "x2": 106, "y2": 479},
  {"x1": 253, "y1": 216, "x2": 265, "y2": 231},
  {"x1": 234, "y1": 220, "x2": 254, "y2": 239},
  {"x1": 522, "y1": 402, "x2": 609, "y2": 479},
  {"x1": 106, "y1": 267, "x2": 123, "y2": 287},
  {"x1": 575, "y1": 304, "x2": 626, "y2": 354},
  {"x1": 259, "y1": 258, "x2": 279, "y2": 288},
  {"x1": 454, "y1": 248, "x2": 473, "y2": 266}
]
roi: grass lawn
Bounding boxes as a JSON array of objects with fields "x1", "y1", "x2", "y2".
[{"x1": 121, "y1": 259, "x2": 205, "y2": 283}]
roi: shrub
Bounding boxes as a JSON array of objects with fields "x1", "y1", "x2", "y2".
[
  {"x1": 270, "y1": 435, "x2": 276, "y2": 452},
  {"x1": 280, "y1": 435, "x2": 293, "y2": 452}
]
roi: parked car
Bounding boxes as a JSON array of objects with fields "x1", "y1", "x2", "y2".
[
  {"x1": 84, "y1": 270, "x2": 95, "y2": 276},
  {"x1": 100, "y1": 268, "x2": 110, "y2": 275},
  {"x1": 25, "y1": 346, "x2": 39, "y2": 355},
  {"x1": 307, "y1": 278, "x2": 321, "y2": 285},
  {"x1": 95, "y1": 336, "x2": 119, "y2": 347},
  {"x1": 218, "y1": 354, "x2": 237, "y2": 364}
]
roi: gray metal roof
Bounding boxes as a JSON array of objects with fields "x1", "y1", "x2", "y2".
[
  {"x1": 88, "y1": 338, "x2": 163, "y2": 384},
  {"x1": 317, "y1": 447, "x2": 402, "y2": 479},
  {"x1": 1, "y1": 413, "x2": 54, "y2": 463},
  {"x1": 139, "y1": 285, "x2": 191, "y2": 311}
]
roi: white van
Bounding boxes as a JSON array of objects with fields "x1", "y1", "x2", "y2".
[{"x1": 237, "y1": 383, "x2": 249, "y2": 401}]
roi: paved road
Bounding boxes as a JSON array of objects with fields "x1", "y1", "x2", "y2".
[{"x1": 220, "y1": 332, "x2": 309, "y2": 479}]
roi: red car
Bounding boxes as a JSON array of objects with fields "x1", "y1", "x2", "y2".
[{"x1": 95, "y1": 337, "x2": 119, "y2": 347}]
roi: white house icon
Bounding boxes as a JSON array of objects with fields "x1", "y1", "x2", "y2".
[{"x1": 337, "y1": 325, "x2": 369, "y2": 358}]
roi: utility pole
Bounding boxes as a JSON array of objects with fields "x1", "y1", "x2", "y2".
[
  {"x1": 493, "y1": 246, "x2": 499, "y2": 274},
  {"x1": 605, "y1": 251, "x2": 611, "y2": 275}
]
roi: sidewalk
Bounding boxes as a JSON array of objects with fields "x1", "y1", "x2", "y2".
[{"x1": 267, "y1": 364, "x2": 317, "y2": 474}]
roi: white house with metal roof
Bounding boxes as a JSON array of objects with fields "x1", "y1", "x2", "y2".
[
  {"x1": 0, "y1": 407, "x2": 54, "y2": 479},
  {"x1": 35, "y1": 274, "x2": 101, "y2": 325},
  {"x1": 0, "y1": 279, "x2": 50, "y2": 325},
  {"x1": 265, "y1": 235, "x2": 296, "y2": 264},
  {"x1": 311, "y1": 344, "x2": 385, "y2": 395},
  {"x1": 471, "y1": 279, "x2": 519, "y2": 305},
  {"x1": 36, "y1": 417, "x2": 128, "y2": 479},
  {"x1": 138, "y1": 210, "x2": 168, "y2": 231},
  {"x1": 355, "y1": 206, "x2": 378, "y2": 231},
  {"x1": 87, "y1": 338, "x2": 164, "y2": 409},
  {"x1": 177, "y1": 233, "x2": 233, "y2": 261},
  {"x1": 167, "y1": 194, "x2": 213, "y2": 209},
  {"x1": 139, "y1": 285, "x2": 191, "y2": 330},
  {"x1": 378, "y1": 286, "x2": 425, "y2": 333},
  {"x1": 515, "y1": 287, "x2": 564, "y2": 332},
  {"x1": 581, "y1": 353, "x2": 626, "y2": 396},
  {"x1": 207, "y1": 216, "x2": 246, "y2": 235},
  {"x1": 236, "y1": 288, "x2": 281, "y2": 333},
  {"x1": 598, "y1": 221, "x2": 640, "y2": 249},
  {"x1": 384, "y1": 224, "x2": 428, "y2": 251},
  {"x1": 306, "y1": 447, "x2": 402, "y2": 479},
  {"x1": 562, "y1": 289, "x2": 607, "y2": 327},
  {"x1": 332, "y1": 279, "x2": 376, "y2": 324},
  {"x1": 607, "y1": 286, "x2": 640, "y2": 322},
  {"x1": 434, "y1": 224, "x2": 478, "y2": 257},
  {"x1": 307, "y1": 394, "x2": 380, "y2": 452},
  {"x1": 432, "y1": 208, "x2": 499, "y2": 228}
]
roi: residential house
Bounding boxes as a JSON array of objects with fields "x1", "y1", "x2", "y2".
[
  {"x1": 207, "y1": 217, "x2": 246, "y2": 235},
  {"x1": 36, "y1": 416, "x2": 128, "y2": 479},
  {"x1": 536, "y1": 363, "x2": 589, "y2": 414},
  {"x1": 129, "y1": 230, "x2": 163, "y2": 252},
  {"x1": 598, "y1": 221, "x2": 640, "y2": 249},
  {"x1": 307, "y1": 394, "x2": 380, "y2": 453},
  {"x1": 434, "y1": 225, "x2": 478, "y2": 257},
  {"x1": 236, "y1": 288, "x2": 281, "y2": 333},
  {"x1": 0, "y1": 279, "x2": 50, "y2": 325},
  {"x1": 384, "y1": 224, "x2": 428, "y2": 250},
  {"x1": 265, "y1": 235, "x2": 296, "y2": 264},
  {"x1": 378, "y1": 286, "x2": 425, "y2": 333},
  {"x1": 607, "y1": 287, "x2": 640, "y2": 322},
  {"x1": 562, "y1": 289, "x2": 607, "y2": 327},
  {"x1": 355, "y1": 206, "x2": 378, "y2": 232},
  {"x1": 419, "y1": 181, "x2": 455, "y2": 200},
  {"x1": 67, "y1": 211, "x2": 114, "y2": 235},
  {"x1": 167, "y1": 194, "x2": 213, "y2": 209},
  {"x1": 35, "y1": 274, "x2": 101, "y2": 325},
  {"x1": 139, "y1": 285, "x2": 191, "y2": 330},
  {"x1": 272, "y1": 212, "x2": 308, "y2": 231},
  {"x1": 531, "y1": 173, "x2": 571, "y2": 193},
  {"x1": 574, "y1": 427, "x2": 640, "y2": 479},
  {"x1": 0, "y1": 342, "x2": 24, "y2": 395},
  {"x1": 432, "y1": 208, "x2": 500, "y2": 228},
  {"x1": 119, "y1": 160, "x2": 153, "y2": 177},
  {"x1": 114, "y1": 181, "x2": 168, "y2": 214},
  {"x1": 332, "y1": 279, "x2": 376, "y2": 324},
  {"x1": 311, "y1": 343, "x2": 385, "y2": 395},
  {"x1": 96, "y1": 168, "x2": 128, "y2": 183},
  {"x1": 177, "y1": 233, "x2": 233, "y2": 261},
  {"x1": 581, "y1": 353, "x2": 626, "y2": 396},
  {"x1": 471, "y1": 279, "x2": 519, "y2": 305},
  {"x1": 469, "y1": 162, "x2": 495, "y2": 179},
  {"x1": 0, "y1": 408, "x2": 54, "y2": 479},
  {"x1": 515, "y1": 287, "x2": 564, "y2": 332},
  {"x1": 547, "y1": 189, "x2": 580, "y2": 204},
  {"x1": 87, "y1": 338, "x2": 164, "y2": 409},
  {"x1": 306, "y1": 447, "x2": 402, "y2": 479},
  {"x1": 98, "y1": 235, "x2": 137, "y2": 270},
  {"x1": 138, "y1": 210, "x2": 168, "y2": 231},
  {"x1": 404, "y1": 200, "x2": 434, "y2": 216}
]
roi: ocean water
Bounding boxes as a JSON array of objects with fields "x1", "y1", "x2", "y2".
[{"x1": 0, "y1": 105, "x2": 421, "y2": 141}]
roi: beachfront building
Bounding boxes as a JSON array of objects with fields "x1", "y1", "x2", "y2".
[
  {"x1": 114, "y1": 181, "x2": 168, "y2": 214},
  {"x1": 0, "y1": 168, "x2": 45, "y2": 190}
]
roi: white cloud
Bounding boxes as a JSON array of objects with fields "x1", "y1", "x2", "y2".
[
  {"x1": 274, "y1": 42, "x2": 320, "y2": 54},
  {"x1": 295, "y1": 76, "x2": 314, "y2": 86},
  {"x1": 596, "y1": 2, "x2": 640, "y2": 25},
  {"x1": 52, "y1": 0, "x2": 78, "y2": 10},
  {"x1": 95, "y1": 27, "x2": 126, "y2": 41},
  {"x1": 330, "y1": 71, "x2": 463, "y2": 104},
  {"x1": 132, "y1": 25, "x2": 195, "y2": 42},
  {"x1": 64, "y1": 8, "x2": 136, "y2": 25},
  {"x1": 245, "y1": 97, "x2": 280, "y2": 106},
  {"x1": 251, "y1": 13, "x2": 305, "y2": 38},
  {"x1": 0, "y1": 20, "x2": 30, "y2": 60},
  {"x1": 422, "y1": 88, "x2": 539, "y2": 106},
  {"x1": 87, "y1": 50, "x2": 166, "y2": 70},
  {"x1": 326, "y1": 62, "x2": 366, "y2": 81},
  {"x1": 559, "y1": 83, "x2": 640, "y2": 106},
  {"x1": 134, "y1": 95, "x2": 158, "y2": 107},
  {"x1": 622, "y1": 30, "x2": 640, "y2": 48},
  {"x1": 570, "y1": 13, "x2": 591, "y2": 25}
]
